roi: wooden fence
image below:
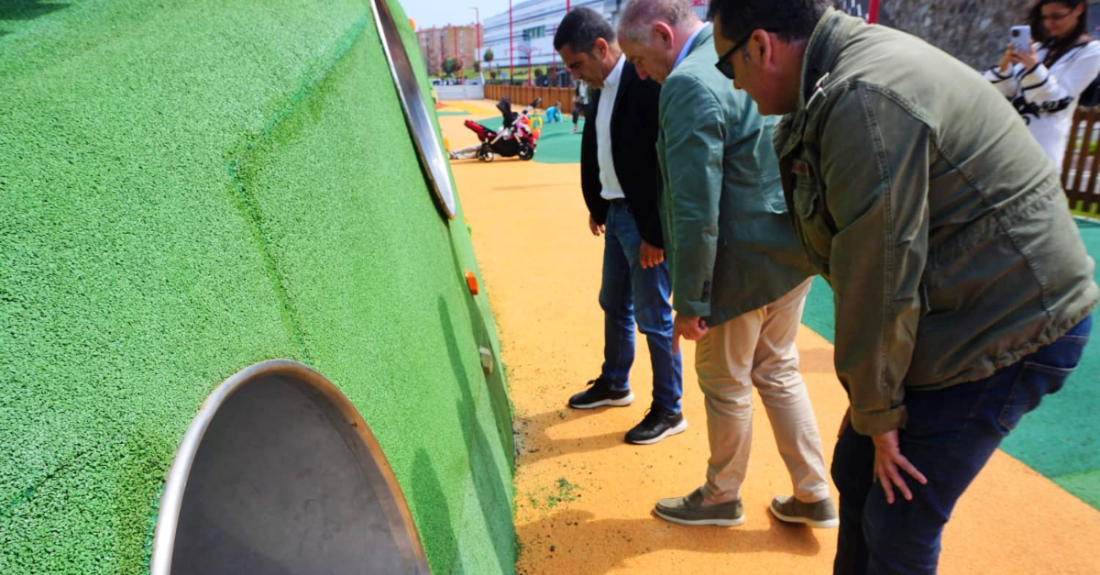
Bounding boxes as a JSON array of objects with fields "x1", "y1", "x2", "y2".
[
  {"x1": 1063, "y1": 107, "x2": 1100, "y2": 214},
  {"x1": 484, "y1": 84, "x2": 576, "y2": 114}
]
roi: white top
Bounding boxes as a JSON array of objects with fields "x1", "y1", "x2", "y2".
[
  {"x1": 985, "y1": 40, "x2": 1100, "y2": 170},
  {"x1": 597, "y1": 55, "x2": 627, "y2": 201}
]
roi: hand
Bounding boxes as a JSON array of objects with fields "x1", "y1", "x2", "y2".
[
  {"x1": 999, "y1": 42, "x2": 1015, "y2": 73},
  {"x1": 589, "y1": 215, "x2": 604, "y2": 237},
  {"x1": 672, "y1": 314, "x2": 707, "y2": 354},
  {"x1": 838, "y1": 407, "x2": 851, "y2": 439},
  {"x1": 871, "y1": 429, "x2": 928, "y2": 504},
  {"x1": 639, "y1": 240, "x2": 665, "y2": 269},
  {"x1": 1009, "y1": 42, "x2": 1040, "y2": 70}
]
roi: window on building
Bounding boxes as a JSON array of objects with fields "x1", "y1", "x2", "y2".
[{"x1": 522, "y1": 26, "x2": 545, "y2": 41}]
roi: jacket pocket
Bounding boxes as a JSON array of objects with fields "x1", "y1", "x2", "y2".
[{"x1": 793, "y1": 177, "x2": 835, "y2": 268}]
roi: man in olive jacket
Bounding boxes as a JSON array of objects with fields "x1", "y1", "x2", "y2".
[
  {"x1": 619, "y1": 0, "x2": 837, "y2": 529},
  {"x1": 708, "y1": 1, "x2": 1097, "y2": 572}
]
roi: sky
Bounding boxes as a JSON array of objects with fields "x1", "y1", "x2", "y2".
[{"x1": 402, "y1": 0, "x2": 514, "y2": 29}]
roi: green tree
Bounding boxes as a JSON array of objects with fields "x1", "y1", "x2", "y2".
[
  {"x1": 483, "y1": 48, "x2": 494, "y2": 66},
  {"x1": 443, "y1": 57, "x2": 457, "y2": 76}
]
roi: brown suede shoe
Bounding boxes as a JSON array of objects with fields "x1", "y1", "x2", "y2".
[
  {"x1": 654, "y1": 488, "x2": 744, "y2": 527},
  {"x1": 769, "y1": 495, "x2": 839, "y2": 528}
]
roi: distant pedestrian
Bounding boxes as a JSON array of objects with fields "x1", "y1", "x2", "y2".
[{"x1": 572, "y1": 80, "x2": 588, "y2": 132}]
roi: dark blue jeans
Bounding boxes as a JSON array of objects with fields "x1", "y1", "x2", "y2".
[
  {"x1": 832, "y1": 316, "x2": 1092, "y2": 575},
  {"x1": 599, "y1": 202, "x2": 683, "y2": 413}
]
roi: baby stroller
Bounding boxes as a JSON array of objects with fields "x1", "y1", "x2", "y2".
[{"x1": 450, "y1": 96, "x2": 541, "y2": 162}]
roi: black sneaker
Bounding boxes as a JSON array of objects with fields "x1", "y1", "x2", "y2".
[
  {"x1": 568, "y1": 377, "x2": 634, "y2": 409},
  {"x1": 625, "y1": 407, "x2": 687, "y2": 445}
]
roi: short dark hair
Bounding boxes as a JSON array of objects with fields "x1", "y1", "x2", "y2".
[
  {"x1": 554, "y1": 7, "x2": 615, "y2": 53},
  {"x1": 707, "y1": 0, "x2": 830, "y2": 44}
]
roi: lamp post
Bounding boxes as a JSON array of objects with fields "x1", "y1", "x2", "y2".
[
  {"x1": 508, "y1": 0, "x2": 514, "y2": 82},
  {"x1": 470, "y1": 7, "x2": 482, "y2": 83}
]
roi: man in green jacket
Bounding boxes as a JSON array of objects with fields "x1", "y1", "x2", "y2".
[
  {"x1": 618, "y1": 0, "x2": 838, "y2": 529},
  {"x1": 707, "y1": 0, "x2": 1097, "y2": 572}
]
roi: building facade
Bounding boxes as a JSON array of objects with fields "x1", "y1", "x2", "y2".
[
  {"x1": 417, "y1": 24, "x2": 483, "y2": 77},
  {"x1": 479, "y1": 0, "x2": 772, "y2": 82}
]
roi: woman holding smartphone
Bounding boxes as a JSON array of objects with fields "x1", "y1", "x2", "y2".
[{"x1": 986, "y1": 0, "x2": 1100, "y2": 170}]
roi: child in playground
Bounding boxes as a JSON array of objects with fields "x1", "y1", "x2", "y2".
[{"x1": 546, "y1": 101, "x2": 564, "y2": 123}]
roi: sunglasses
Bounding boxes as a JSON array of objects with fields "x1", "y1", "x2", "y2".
[{"x1": 715, "y1": 29, "x2": 773, "y2": 80}]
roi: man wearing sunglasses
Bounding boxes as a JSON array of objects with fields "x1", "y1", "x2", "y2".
[
  {"x1": 707, "y1": 0, "x2": 1097, "y2": 572},
  {"x1": 618, "y1": 0, "x2": 837, "y2": 529}
]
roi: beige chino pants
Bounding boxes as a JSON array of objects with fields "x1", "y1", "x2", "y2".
[{"x1": 694, "y1": 278, "x2": 830, "y2": 503}]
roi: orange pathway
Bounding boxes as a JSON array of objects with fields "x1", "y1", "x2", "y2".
[{"x1": 440, "y1": 101, "x2": 1100, "y2": 575}]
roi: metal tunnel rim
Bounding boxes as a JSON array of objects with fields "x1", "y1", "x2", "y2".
[
  {"x1": 370, "y1": 0, "x2": 458, "y2": 220},
  {"x1": 148, "y1": 359, "x2": 430, "y2": 575}
]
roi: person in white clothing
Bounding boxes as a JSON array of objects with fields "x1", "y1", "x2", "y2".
[{"x1": 986, "y1": 0, "x2": 1100, "y2": 170}]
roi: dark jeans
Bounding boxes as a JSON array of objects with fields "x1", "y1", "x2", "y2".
[
  {"x1": 600, "y1": 202, "x2": 683, "y2": 413},
  {"x1": 832, "y1": 315, "x2": 1092, "y2": 575}
]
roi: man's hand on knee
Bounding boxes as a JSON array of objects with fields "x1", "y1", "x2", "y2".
[{"x1": 871, "y1": 429, "x2": 928, "y2": 504}]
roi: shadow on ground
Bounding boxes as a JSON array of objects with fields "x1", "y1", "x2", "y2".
[
  {"x1": 516, "y1": 508, "x2": 823, "y2": 574},
  {"x1": 0, "y1": 1, "x2": 69, "y2": 21}
]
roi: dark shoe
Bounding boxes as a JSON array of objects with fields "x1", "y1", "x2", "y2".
[
  {"x1": 768, "y1": 495, "x2": 839, "y2": 528},
  {"x1": 568, "y1": 377, "x2": 634, "y2": 409},
  {"x1": 625, "y1": 407, "x2": 687, "y2": 445},
  {"x1": 654, "y1": 488, "x2": 744, "y2": 527}
]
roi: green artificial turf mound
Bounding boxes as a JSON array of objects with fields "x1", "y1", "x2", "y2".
[{"x1": 0, "y1": 1, "x2": 514, "y2": 574}]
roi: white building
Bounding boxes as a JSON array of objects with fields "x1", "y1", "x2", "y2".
[{"x1": 480, "y1": 0, "x2": 714, "y2": 80}]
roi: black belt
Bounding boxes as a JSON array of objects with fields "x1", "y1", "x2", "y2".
[{"x1": 609, "y1": 198, "x2": 627, "y2": 206}]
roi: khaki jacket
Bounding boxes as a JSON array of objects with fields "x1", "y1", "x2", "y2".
[
  {"x1": 774, "y1": 10, "x2": 1098, "y2": 435},
  {"x1": 658, "y1": 25, "x2": 814, "y2": 328}
]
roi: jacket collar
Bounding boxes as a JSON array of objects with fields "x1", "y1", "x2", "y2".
[
  {"x1": 799, "y1": 9, "x2": 861, "y2": 110},
  {"x1": 684, "y1": 23, "x2": 713, "y2": 62}
]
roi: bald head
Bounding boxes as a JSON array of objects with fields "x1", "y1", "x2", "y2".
[
  {"x1": 617, "y1": 0, "x2": 704, "y2": 83},
  {"x1": 618, "y1": 0, "x2": 700, "y2": 42}
]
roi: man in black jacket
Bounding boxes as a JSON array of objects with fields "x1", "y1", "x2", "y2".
[{"x1": 554, "y1": 7, "x2": 684, "y2": 445}]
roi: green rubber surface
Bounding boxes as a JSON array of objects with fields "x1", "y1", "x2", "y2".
[
  {"x1": 0, "y1": 1, "x2": 513, "y2": 573},
  {"x1": 801, "y1": 221, "x2": 1100, "y2": 511}
]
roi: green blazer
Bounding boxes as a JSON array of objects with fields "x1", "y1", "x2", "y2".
[{"x1": 657, "y1": 25, "x2": 814, "y2": 328}]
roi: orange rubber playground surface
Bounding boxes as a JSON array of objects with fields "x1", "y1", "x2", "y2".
[{"x1": 438, "y1": 100, "x2": 1100, "y2": 575}]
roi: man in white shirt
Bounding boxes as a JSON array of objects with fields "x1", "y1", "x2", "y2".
[{"x1": 554, "y1": 7, "x2": 685, "y2": 445}]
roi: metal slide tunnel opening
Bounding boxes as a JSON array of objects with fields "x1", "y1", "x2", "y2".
[{"x1": 150, "y1": 360, "x2": 430, "y2": 575}]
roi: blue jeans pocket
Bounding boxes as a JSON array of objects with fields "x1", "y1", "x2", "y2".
[{"x1": 997, "y1": 361, "x2": 1076, "y2": 433}]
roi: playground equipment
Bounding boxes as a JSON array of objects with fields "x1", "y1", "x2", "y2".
[
  {"x1": 0, "y1": 0, "x2": 514, "y2": 573},
  {"x1": 373, "y1": 0, "x2": 458, "y2": 218},
  {"x1": 450, "y1": 97, "x2": 543, "y2": 162},
  {"x1": 151, "y1": 361, "x2": 429, "y2": 574}
]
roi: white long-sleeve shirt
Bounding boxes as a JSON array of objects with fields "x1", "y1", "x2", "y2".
[{"x1": 985, "y1": 40, "x2": 1100, "y2": 170}]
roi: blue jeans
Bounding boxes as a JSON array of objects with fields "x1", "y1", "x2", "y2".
[
  {"x1": 599, "y1": 202, "x2": 683, "y2": 413},
  {"x1": 832, "y1": 316, "x2": 1092, "y2": 575}
]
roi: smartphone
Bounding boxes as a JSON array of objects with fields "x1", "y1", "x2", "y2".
[{"x1": 1010, "y1": 25, "x2": 1032, "y2": 53}]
